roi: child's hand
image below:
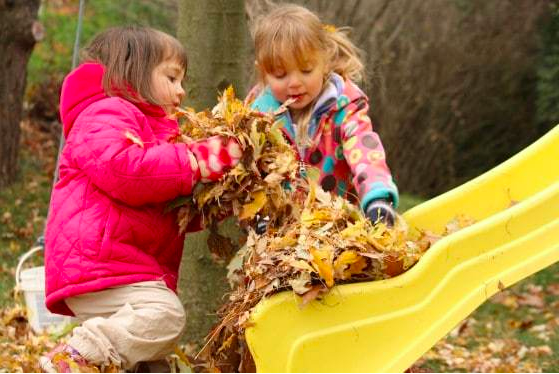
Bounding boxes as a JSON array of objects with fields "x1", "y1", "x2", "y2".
[
  {"x1": 190, "y1": 136, "x2": 242, "y2": 182},
  {"x1": 254, "y1": 214, "x2": 270, "y2": 235},
  {"x1": 365, "y1": 199, "x2": 396, "y2": 227}
]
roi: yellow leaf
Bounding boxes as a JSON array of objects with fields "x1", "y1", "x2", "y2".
[
  {"x1": 174, "y1": 347, "x2": 193, "y2": 372},
  {"x1": 250, "y1": 120, "x2": 265, "y2": 158},
  {"x1": 301, "y1": 209, "x2": 333, "y2": 227},
  {"x1": 269, "y1": 120, "x2": 286, "y2": 145},
  {"x1": 310, "y1": 247, "x2": 334, "y2": 287},
  {"x1": 224, "y1": 85, "x2": 235, "y2": 101},
  {"x1": 305, "y1": 166, "x2": 321, "y2": 183},
  {"x1": 270, "y1": 231, "x2": 298, "y2": 250},
  {"x1": 333, "y1": 250, "x2": 361, "y2": 279},
  {"x1": 125, "y1": 131, "x2": 144, "y2": 148},
  {"x1": 263, "y1": 172, "x2": 284, "y2": 186},
  {"x1": 288, "y1": 259, "x2": 316, "y2": 273},
  {"x1": 217, "y1": 86, "x2": 246, "y2": 125},
  {"x1": 366, "y1": 233, "x2": 388, "y2": 251},
  {"x1": 345, "y1": 256, "x2": 368, "y2": 278},
  {"x1": 227, "y1": 163, "x2": 247, "y2": 181},
  {"x1": 197, "y1": 184, "x2": 225, "y2": 206},
  {"x1": 272, "y1": 152, "x2": 298, "y2": 174},
  {"x1": 305, "y1": 180, "x2": 317, "y2": 206},
  {"x1": 239, "y1": 190, "x2": 267, "y2": 220},
  {"x1": 216, "y1": 333, "x2": 236, "y2": 355},
  {"x1": 340, "y1": 221, "x2": 362, "y2": 239},
  {"x1": 288, "y1": 272, "x2": 312, "y2": 294}
]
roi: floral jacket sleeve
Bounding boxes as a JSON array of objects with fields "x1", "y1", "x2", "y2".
[{"x1": 335, "y1": 88, "x2": 399, "y2": 209}]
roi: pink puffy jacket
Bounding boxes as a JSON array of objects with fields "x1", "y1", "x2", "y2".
[{"x1": 45, "y1": 63, "x2": 200, "y2": 315}]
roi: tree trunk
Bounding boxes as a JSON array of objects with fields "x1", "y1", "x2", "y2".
[
  {"x1": 0, "y1": 0, "x2": 41, "y2": 188},
  {"x1": 177, "y1": 217, "x2": 246, "y2": 346},
  {"x1": 177, "y1": 0, "x2": 248, "y2": 347},
  {"x1": 178, "y1": 0, "x2": 248, "y2": 111}
]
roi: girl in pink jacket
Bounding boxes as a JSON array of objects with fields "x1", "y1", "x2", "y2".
[
  {"x1": 248, "y1": 4, "x2": 399, "y2": 229},
  {"x1": 40, "y1": 26, "x2": 240, "y2": 372}
]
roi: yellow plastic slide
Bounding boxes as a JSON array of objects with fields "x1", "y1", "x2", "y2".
[{"x1": 245, "y1": 125, "x2": 559, "y2": 372}]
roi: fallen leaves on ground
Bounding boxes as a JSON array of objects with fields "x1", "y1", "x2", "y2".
[
  {"x1": 416, "y1": 316, "x2": 555, "y2": 372},
  {"x1": 0, "y1": 303, "x2": 193, "y2": 373},
  {"x1": 0, "y1": 305, "x2": 60, "y2": 373},
  {"x1": 414, "y1": 277, "x2": 559, "y2": 372}
]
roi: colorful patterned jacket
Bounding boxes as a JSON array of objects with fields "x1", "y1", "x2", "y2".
[{"x1": 248, "y1": 73, "x2": 398, "y2": 210}]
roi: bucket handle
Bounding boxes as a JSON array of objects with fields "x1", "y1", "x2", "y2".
[{"x1": 15, "y1": 244, "x2": 44, "y2": 292}]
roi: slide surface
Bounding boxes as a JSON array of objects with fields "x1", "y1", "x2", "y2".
[{"x1": 245, "y1": 125, "x2": 559, "y2": 372}]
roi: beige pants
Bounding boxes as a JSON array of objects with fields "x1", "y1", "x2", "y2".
[{"x1": 65, "y1": 280, "x2": 185, "y2": 370}]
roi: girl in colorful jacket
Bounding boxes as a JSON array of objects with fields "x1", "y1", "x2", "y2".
[
  {"x1": 248, "y1": 4, "x2": 399, "y2": 228},
  {"x1": 40, "y1": 26, "x2": 240, "y2": 372}
]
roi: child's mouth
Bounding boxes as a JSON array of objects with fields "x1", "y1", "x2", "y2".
[{"x1": 289, "y1": 94, "x2": 304, "y2": 101}]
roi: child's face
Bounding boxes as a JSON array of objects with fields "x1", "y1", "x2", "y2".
[
  {"x1": 264, "y1": 56, "x2": 327, "y2": 112},
  {"x1": 151, "y1": 59, "x2": 186, "y2": 115}
]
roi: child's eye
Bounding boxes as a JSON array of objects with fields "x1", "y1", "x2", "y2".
[
  {"x1": 168, "y1": 76, "x2": 177, "y2": 83},
  {"x1": 272, "y1": 71, "x2": 286, "y2": 79},
  {"x1": 301, "y1": 68, "x2": 313, "y2": 74}
]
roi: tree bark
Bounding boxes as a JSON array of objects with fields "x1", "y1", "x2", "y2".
[
  {"x1": 177, "y1": 217, "x2": 246, "y2": 346},
  {"x1": 178, "y1": 0, "x2": 248, "y2": 111},
  {"x1": 0, "y1": 0, "x2": 41, "y2": 188},
  {"x1": 177, "y1": 0, "x2": 248, "y2": 347}
]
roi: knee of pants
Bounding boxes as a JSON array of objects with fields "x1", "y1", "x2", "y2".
[
  {"x1": 129, "y1": 294, "x2": 186, "y2": 340},
  {"x1": 166, "y1": 298, "x2": 186, "y2": 339},
  {"x1": 154, "y1": 295, "x2": 186, "y2": 339}
]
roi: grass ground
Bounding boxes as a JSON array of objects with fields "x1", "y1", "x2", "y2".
[
  {"x1": 415, "y1": 263, "x2": 559, "y2": 372},
  {"x1": 1, "y1": 120, "x2": 557, "y2": 372}
]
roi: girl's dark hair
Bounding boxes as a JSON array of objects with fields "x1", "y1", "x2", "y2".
[{"x1": 82, "y1": 26, "x2": 187, "y2": 105}]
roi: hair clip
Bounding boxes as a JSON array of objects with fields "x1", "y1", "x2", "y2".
[{"x1": 322, "y1": 24, "x2": 337, "y2": 33}]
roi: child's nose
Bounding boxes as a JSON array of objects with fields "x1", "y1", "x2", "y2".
[
  {"x1": 177, "y1": 84, "x2": 185, "y2": 99},
  {"x1": 287, "y1": 73, "x2": 303, "y2": 88}
]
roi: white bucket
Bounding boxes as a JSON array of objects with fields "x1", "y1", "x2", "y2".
[{"x1": 15, "y1": 246, "x2": 74, "y2": 333}]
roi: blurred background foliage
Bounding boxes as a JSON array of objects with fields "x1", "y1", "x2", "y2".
[
  {"x1": 25, "y1": 0, "x2": 559, "y2": 198},
  {"x1": 25, "y1": 0, "x2": 178, "y2": 126},
  {"x1": 28, "y1": 0, "x2": 177, "y2": 81},
  {"x1": 537, "y1": 1, "x2": 559, "y2": 133}
]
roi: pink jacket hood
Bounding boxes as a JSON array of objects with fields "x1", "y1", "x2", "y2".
[{"x1": 60, "y1": 63, "x2": 107, "y2": 138}]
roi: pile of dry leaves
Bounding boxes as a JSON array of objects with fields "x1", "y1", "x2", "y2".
[
  {"x1": 172, "y1": 89, "x2": 456, "y2": 372},
  {"x1": 171, "y1": 87, "x2": 299, "y2": 262},
  {"x1": 193, "y1": 182, "x2": 442, "y2": 372},
  {"x1": 173, "y1": 87, "x2": 299, "y2": 261}
]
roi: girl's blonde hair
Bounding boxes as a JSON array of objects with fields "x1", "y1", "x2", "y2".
[
  {"x1": 82, "y1": 26, "x2": 188, "y2": 106},
  {"x1": 252, "y1": 4, "x2": 365, "y2": 83}
]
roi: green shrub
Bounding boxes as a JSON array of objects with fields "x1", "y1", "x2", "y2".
[
  {"x1": 26, "y1": 0, "x2": 177, "y2": 119},
  {"x1": 536, "y1": 2, "x2": 559, "y2": 131}
]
